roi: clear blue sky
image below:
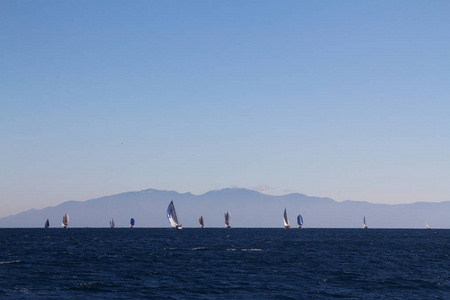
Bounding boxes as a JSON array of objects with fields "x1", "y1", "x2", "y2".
[{"x1": 1, "y1": 1, "x2": 450, "y2": 217}]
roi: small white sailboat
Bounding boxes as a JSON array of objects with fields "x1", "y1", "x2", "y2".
[
  {"x1": 426, "y1": 223, "x2": 431, "y2": 229},
  {"x1": 199, "y1": 216, "x2": 204, "y2": 228},
  {"x1": 297, "y1": 215, "x2": 303, "y2": 228},
  {"x1": 167, "y1": 201, "x2": 182, "y2": 229},
  {"x1": 62, "y1": 214, "x2": 69, "y2": 228},
  {"x1": 225, "y1": 211, "x2": 231, "y2": 228},
  {"x1": 283, "y1": 208, "x2": 290, "y2": 229},
  {"x1": 363, "y1": 216, "x2": 368, "y2": 229},
  {"x1": 110, "y1": 218, "x2": 115, "y2": 228},
  {"x1": 45, "y1": 219, "x2": 50, "y2": 228},
  {"x1": 130, "y1": 218, "x2": 135, "y2": 228}
]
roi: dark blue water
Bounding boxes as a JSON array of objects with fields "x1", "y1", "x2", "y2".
[{"x1": 0, "y1": 229, "x2": 448, "y2": 299}]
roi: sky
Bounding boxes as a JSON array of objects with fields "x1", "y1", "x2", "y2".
[{"x1": 1, "y1": 1, "x2": 450, "y2": 218}]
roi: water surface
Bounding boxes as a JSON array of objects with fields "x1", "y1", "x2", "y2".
[{"x1": 0, "y1": 228, "x2": 448, "y2": 299}]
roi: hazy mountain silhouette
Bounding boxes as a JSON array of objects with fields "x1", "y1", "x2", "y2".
[{"x1": 0, "y1": 188, "x2": 448, "y2": 228}]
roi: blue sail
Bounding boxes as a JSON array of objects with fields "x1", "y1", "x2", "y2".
[
  {"x1": 130, "y1": 218, "x2": 135, "y2": 227},
  {"x1": 297, "y1": 215, "x2": 303, "y2": 227},
  {"x1": 167, "y1": 201, "x2": 182, "y2": 229}
]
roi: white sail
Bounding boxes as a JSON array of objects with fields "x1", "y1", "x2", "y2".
[
  {"x1": 167, "y1": 201, "x2": 182, "y2": 229},
  {"x1": 283, "y1": 209, "x2": 290, "y2": 228},
  {"x1": 62, "y1": 214, "x2": 69, "y2": 228},
  {"x1": 224, "y1": 211, "x2": 231, "y2": 228},
  {"x1": 110, "y1": 218, "x2": 115, "y2": 228},
  {"x1": 426, "y1": 223, "x2": 430, "y2": 229},
  {"x1": 363, "y1": 216, "x2": 367, "y2": 229}
]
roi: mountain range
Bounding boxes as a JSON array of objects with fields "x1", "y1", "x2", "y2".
[{"x1": 0, "y1": 188, "x2": 448, "y2": 228}]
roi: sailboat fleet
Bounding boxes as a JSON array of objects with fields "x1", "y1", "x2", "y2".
[{"x1": 43, "y1": 202, "x2": 432, "y2": 229}]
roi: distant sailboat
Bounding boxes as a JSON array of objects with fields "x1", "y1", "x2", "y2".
[
  {"x1": 45, "y1": 219, "x2": 49, "y2": 228},
  {"x1": 167, "y1": 201, "x2": 182, "y2": 229},
  {"x1": 110, "y1": 218, "x2": 115, "y2": 228},
  {"x1": 62, "y1": 214, "x2": 69, "y2": 228},
  {"x1": 297, "y1": 215, "x2": 303, "y2": 228},
  {"x1": 283, "y1": 209, "x2": 290, "y2": 229},
  {"x1": 130, "y1": 218, "x2": 135, "y2": 228},
  {"x1": 426, "y1": 223, "x2": 431, "y2": 229},
  {"x1": 225, "y1": 211, "x2": 231, "y2": 228},
  {"x1": 363, "y1": 216, "x2": 368, "y2": 229},
  {"x1": 199, "y1": 216, "x2": 204, "y2": 228}
]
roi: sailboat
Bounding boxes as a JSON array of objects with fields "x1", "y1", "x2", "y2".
[
  {"x1": 225, "y1": 211, "x2": 231, "y2": 228},
  {"x1": 110, "y1": 218, "x2": 115, "y2": 228},
  {"x1": 62, "y1": 214, "x2": 69, "y2": 228},
  {"x1": 199, "y1": 216, "x2": 204, "y2": 228},
  {"x1": 297, "y1": 215, "x2": 303, "y2": 228},
  {"x1": 363, "y1": 216, "x2": 368, "y2": 229},
  {"x1": 426, "y1": 223, "x2": 431, "y2": 229},
  {"x1": 130, "y1": 218, "x2": 135, "y2": 228},
  {"x1": 167, "y1": 201, "x2": 182, "y2": 230},
  {"x1": 283, "y1": 208, "x2": 290, "y2": 229},
  {"x1": 45, "y1": 219, "x2": 50, "y2": 228}
]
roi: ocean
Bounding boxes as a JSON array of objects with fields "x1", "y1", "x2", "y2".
[{"x1": 0, "y1": 228, "x2": 448, "y2": 299}]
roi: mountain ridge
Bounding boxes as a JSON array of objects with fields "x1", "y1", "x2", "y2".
[{"x1": 0, "y1": 188, "x2": 448, "y2": 228}]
